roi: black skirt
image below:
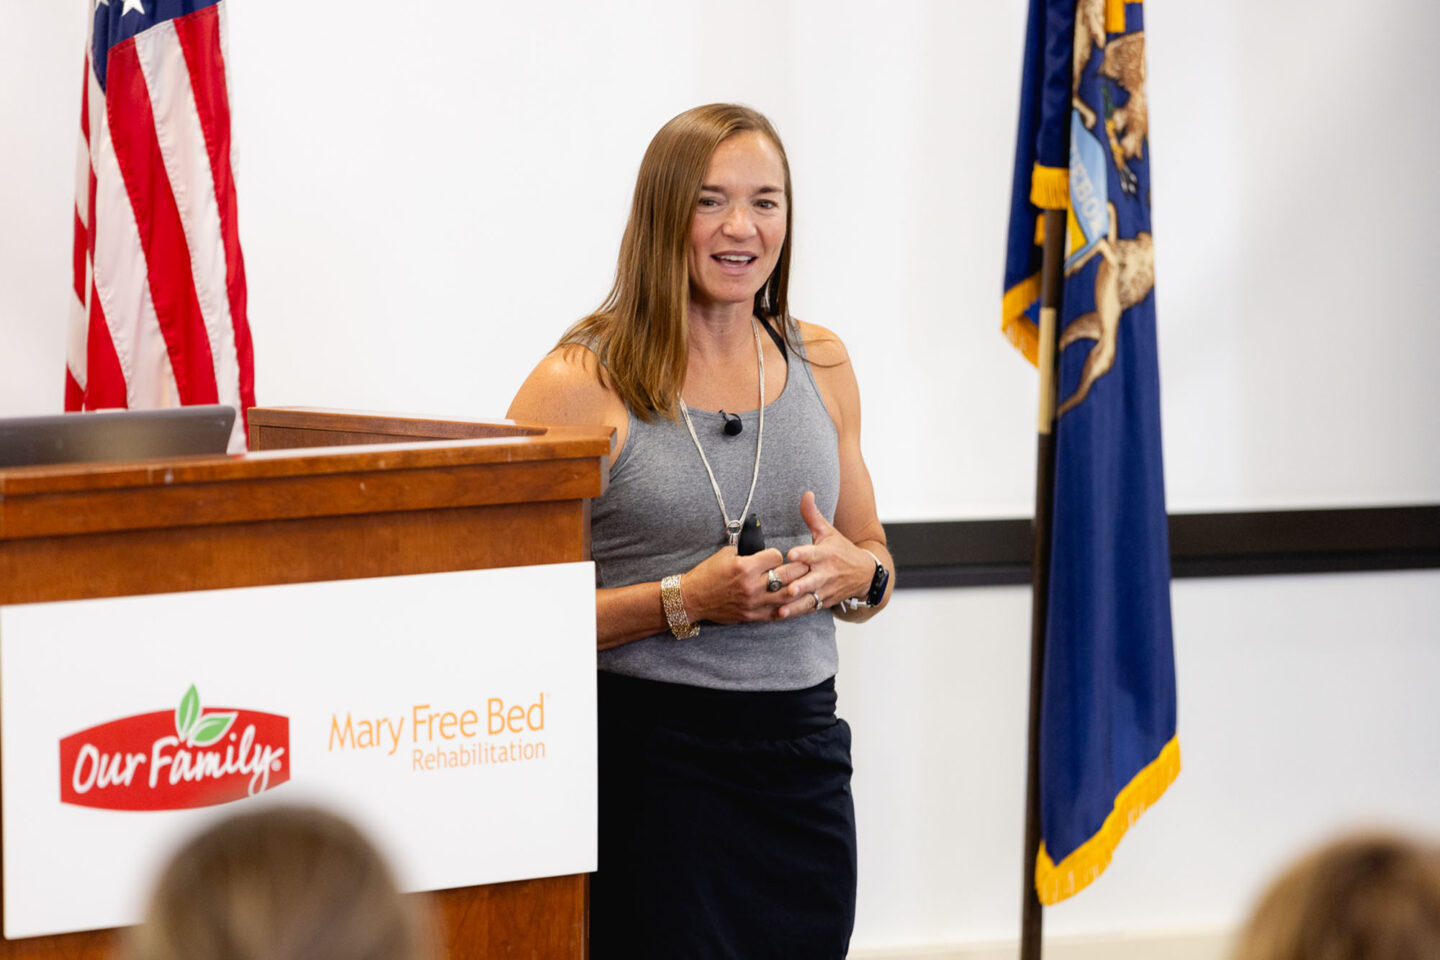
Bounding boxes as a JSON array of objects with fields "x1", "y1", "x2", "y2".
[{"x1": 592, "y1": 671, "x2": 857, "y2": 960}]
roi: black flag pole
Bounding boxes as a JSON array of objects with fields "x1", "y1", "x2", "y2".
[{"x1": 1019, "y1": 207, "x2": 1068, "y2": 960}]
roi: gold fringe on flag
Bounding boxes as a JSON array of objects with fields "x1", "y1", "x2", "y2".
[
  {"x1": 1002, "y1": 274, "x2": 1043, "y2": 366},
  {"x1": 1029, "y1": 164, "x2": 1070, "y2": 210},
  {"x1": 1034, "y1": 736, "x2": 1181, "y2": 905}
]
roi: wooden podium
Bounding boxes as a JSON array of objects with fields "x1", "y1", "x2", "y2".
[{"x1": 0, "y1": 408, "x2": 612, "y2": 960}]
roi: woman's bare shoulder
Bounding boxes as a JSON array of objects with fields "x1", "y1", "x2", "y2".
[
  {"x1": 507, "y1": 343, "x2": 626, "y2": 428},
  {"x1": 796, "y1": 320, "x2": 851, "y2": 368},
  {"x1": 794, "y1": 320, "x2": 862, "y2": 435}
]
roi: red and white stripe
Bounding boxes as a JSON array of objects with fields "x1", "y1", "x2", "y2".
[{"x1": 68, "y1": 0, "x2": 254, "y2": 452}]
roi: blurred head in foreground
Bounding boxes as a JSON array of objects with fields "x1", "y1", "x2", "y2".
[
  {"x1": 1232, "y1": 832, "x2": 1440, "y2": 960},
  {"x1": 128, "y1": 805, "x2": 428, "y2": 960}
]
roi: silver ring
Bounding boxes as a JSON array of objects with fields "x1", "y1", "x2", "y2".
[
  {"x1": 810, "y1": 591, "x2": 822, "y2": 611},
  {"x1": 767, "y1": 569, "x2": 783, "y2": 592}
]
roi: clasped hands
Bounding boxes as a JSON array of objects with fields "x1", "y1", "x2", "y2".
[{"x1": 684, "y1": 491, "x2": 872, "y2": 624}]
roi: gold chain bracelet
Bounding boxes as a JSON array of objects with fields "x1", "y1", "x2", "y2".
[{"x1": 660, "y1": 574, "x2": 698, "y2": 640}]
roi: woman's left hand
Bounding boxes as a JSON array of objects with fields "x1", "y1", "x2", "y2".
[{"x1": 777, "y1": 491, "x2": 876, "y2": 618}]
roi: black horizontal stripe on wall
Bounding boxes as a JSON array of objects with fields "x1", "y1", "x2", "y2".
[{"x1": 886, "y1": 505, "x2": 1440, "y2": 589}]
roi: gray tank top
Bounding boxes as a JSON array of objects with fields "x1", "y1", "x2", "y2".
[{"x1": 592, "y1": 332, "x2": 841, "y2": 691}]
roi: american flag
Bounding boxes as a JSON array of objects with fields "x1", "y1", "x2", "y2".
[{"x1": 68, "y1": 0, "x2": 254, "y2": 452}]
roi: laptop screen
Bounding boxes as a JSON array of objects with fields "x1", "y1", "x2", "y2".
[{"x1": 0, "y1": 406, "x2": 237, "y2": 468}]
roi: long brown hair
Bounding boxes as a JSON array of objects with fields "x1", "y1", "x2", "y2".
[{"x1": 560, "y1": 103, "x2": 795, "y2": 420}]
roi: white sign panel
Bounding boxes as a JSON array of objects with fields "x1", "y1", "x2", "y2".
[{"x1": 1, "y1": 564, "x2": 597, "y2": 939}]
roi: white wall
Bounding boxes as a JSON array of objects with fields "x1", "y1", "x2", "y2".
[
  {"x1": 6, "y1": 0, "x2": 1437, "y2": 516},
  {"x1": 837, "y1": 570, "x2": 1440, "y2": 951},
  {"x1": 3, "y1": 0, "x2": 1439, "y2": 954}
]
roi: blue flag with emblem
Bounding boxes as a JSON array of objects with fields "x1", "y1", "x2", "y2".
[{"x1": 1003, "y1": 0, "x2": 1179, "y2": 905}]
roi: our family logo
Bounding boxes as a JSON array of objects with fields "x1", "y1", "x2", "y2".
[{"x1": 59, "y1": 685, "x2": 290, "y2": 811}]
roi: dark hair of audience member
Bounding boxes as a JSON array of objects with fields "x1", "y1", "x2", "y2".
[
  {"x1": 127, "y1": 805, "x2": 430, "y2": 960},
  {"x1": 1231, "y1": 831, "x2": 1440, "y2": 960}
]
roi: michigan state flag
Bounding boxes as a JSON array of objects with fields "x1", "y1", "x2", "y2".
[{"x1": 1003, "y1": 0, "x2": 1179, "y2": 905}]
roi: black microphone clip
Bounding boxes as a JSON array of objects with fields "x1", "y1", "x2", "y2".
[{"x1": 720, "y1": 410, "x2": 743, "y2": 436}]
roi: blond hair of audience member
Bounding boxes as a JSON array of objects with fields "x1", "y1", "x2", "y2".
[
  {"x1": 128, "y1": 806, "x2": 429, "y2": 960},
  {"x1": 1232, "y1": 832, "x2": 1440, "y2": 960}
]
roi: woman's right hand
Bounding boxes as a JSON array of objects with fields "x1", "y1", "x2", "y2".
[{"x1": 682, "y1": 546, "x2": 809, "y2": 624}]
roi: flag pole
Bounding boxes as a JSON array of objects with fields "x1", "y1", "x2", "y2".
[{"x1": 1020, "y1": 207, "x2": 1068, "y2": 960}]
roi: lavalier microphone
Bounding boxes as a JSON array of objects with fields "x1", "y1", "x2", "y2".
[{"x1": 720, "y1": 411, "x2": 743, "y2": 436}]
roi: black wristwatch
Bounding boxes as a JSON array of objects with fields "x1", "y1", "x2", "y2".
[{"x1": 839, "y1": 550, "x2": 889, "y2": 614}]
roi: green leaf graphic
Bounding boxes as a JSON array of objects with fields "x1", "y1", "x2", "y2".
[
  {"x1": 176, "y1": 685, "x2": 201, "y2": 740},
  {"x1": 190, "y1": 712, "x2": 237, "y2": 747}
]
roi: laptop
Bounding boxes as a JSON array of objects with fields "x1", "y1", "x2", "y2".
[{"x1": 0, "y1": 406, "x2": 237, "y2": 468}]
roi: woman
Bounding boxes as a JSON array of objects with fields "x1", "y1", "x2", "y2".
[
  {"x1": 509, "y1": 103, "x2": 893, "y2": 959},
  {"x1": 128, "y1": 805, "x2": 429, "y2": 960},
  {"x1": 1231, "y1": 832, "x2": 1440, "y2": 960}
]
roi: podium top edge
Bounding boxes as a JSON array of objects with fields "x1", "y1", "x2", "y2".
[{"x1": 0, "y1": 426, "x2": 614, "y2": 497}]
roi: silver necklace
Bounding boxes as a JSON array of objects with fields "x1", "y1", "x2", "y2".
[{"x1": 679, "y1": 316, "x2": 765, "y2": 547}]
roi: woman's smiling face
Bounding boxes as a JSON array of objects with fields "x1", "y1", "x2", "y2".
[{"x1": 687, "y1": 131, "x2": 788, "y2": 313}]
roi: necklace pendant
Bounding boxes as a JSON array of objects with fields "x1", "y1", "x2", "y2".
[{"x1": 681, "y1": 317, "x2": 767, "y2": 556}]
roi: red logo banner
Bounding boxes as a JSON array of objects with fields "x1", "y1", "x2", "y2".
[{"x1": 59, "y1": 686, "x2": 289, "y2": 811}]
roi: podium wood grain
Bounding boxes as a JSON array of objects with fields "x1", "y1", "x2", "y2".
[{"x1": 0, "y1": 409, "x2": 610, "y2": 960}]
